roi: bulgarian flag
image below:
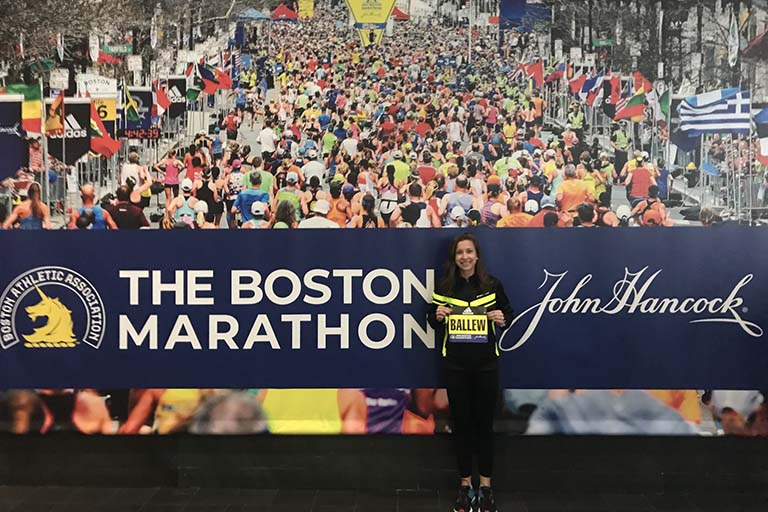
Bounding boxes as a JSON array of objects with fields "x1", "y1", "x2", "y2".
[
  {"x1": 614, "y1": 92, "x2": 646, "y2": 121},
  {"x1": 89, "y1": 100, "x2": 121, "y2": 158},
  {"x1": 2, "y1": 83, "x2": 42, "y2": 133},
  {"x1": 124, "y1": 87, "x2": 140, "y2": 122}
]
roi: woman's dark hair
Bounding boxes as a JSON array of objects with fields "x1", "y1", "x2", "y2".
[
  {"x1": 27, "y1": 182, "x2": 44, "y2": 220},
  {"x1": 437, "y1": 233, "x2": 492, "y2": 296},
  {"x1": 385, "y1": 164, "x2": 395, "y2": 184},
  {"x1": 211, "y1": 166, "x2": 221, "y2": 180},
  {"x1": 272, "y1": 200, "x2": 296, "y2": 228},
  {"x1": 361, "y1": 193, "x2": 376, "y2": 219}
]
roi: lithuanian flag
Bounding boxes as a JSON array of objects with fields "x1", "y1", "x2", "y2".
[{"x1": 1, "y1": 83, "x2": 42, "y2": 133}]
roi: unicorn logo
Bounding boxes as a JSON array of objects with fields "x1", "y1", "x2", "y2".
[
  {"x1": 22, "y1": 286, "x2": 77, "y2": 348},
  {"x1": 0, "y1": 267, "x2": 105, "y2": 350}
]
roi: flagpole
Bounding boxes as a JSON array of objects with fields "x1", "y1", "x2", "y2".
[
  {"x1": 39, "y1": 77, "x2": 51, "y2": 216},
  {"x1": 664, "y1": 85, "x2": 672, "y2": 191},
  {"x1": 747, "y1": 78, "x2": 754, "y2": 224},
  {"x1": 467, "y1": 0, "x2": 472, "y2": 65},
  {"x1": 62, "y1": 95, "x2": 66, "y2": 196}
]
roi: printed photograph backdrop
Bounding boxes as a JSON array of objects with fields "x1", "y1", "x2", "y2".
[
  {"x1": 0, "y1": 388, "x2": 765, "y2": 436},
  {"x1": 1, "y1": 229, "x2": 767, "y2": 436}
]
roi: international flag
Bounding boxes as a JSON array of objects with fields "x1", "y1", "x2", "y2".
[
  {"x1": 124, "y1": 87, "x2": 140, "y2": 122},
  {"x1": 569, "y1": 71, "x2": 586, "y2": 97},
  {"x1": 579, "y1": 70, "x2": 603, "y2": 103},
  {"x1": 614, "y1": 92, "x2": 646, "y2": 121},
  {"x1": 654, "y1": 90, "x2": 671, "y2": 127},
  {"x1": 2, "y1": 83, "x2": 42, "y2": 133},
  {"x1": 186, "y1": 87, "x2": 201, "y2": 102},
  {"x1": 754, "y1": 107, "x2": 768, "y2": 166},
  {"x1": 89, "y1": 99, "x2": 121, "y2": 158},
  {"x1": 586, "y1": 72, "x2": 607, "y2": 106},
  {"x1": 524, "y1": 61, "x2": 544, "y2": 89},
  {"x1": 45, "y1": 91, "x2": 65, "y2": 134},
  {"x1": 678, "y1": 88, "x2": 751, "y2": 134},
  {"x1": 545, "y1": 62, "x2": 566, "y2": 83},
  {"x1": 510, "y1": 64, "x2": 525, "y2": 82},
  {"x1": 632, "y1": 70, "x2": 653, "y2": 94},
  {"x1": 153, "y1": 80, "x2": 171, "y2": 117},
  {"x1": 97, "y1": 50, "x2": 122, "y2": 65},
  {"x1": 197, "y1": 64, "x2": 220, "y2": 94},
  {"x1": 615, "y1": 78, "x2": 633, "y2": 112},
  {"x1": 214, "y1": 67, "x2": 233, "y2": 90}
]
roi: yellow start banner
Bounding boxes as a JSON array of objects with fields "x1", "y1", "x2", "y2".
[
  {"x1": 345, "y1": 0, "x2": 397, "y2": 25},
  {"x1": 298, "y1": 0, "x2": 314, "y2": 18}
]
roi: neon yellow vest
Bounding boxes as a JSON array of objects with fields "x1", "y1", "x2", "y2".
[{"x1": 262, "y1": 389, "x2": 342, "y2": 434}]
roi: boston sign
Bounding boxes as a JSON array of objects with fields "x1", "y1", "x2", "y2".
[{"x1": 0, "y1": 229, "x2": 766, "y2": 390}]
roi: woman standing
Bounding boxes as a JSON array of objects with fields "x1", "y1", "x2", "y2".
[{"x1": 428, "y1": 233, "x2": 514, "y2": 512}]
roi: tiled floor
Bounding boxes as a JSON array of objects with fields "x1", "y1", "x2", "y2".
[{"x1": 0, "y1": 486, "x2": 766, "y2": 512}]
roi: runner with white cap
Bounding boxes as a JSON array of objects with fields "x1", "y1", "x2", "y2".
[
  {"x1": 298, "y1": 200, "x2": 340, "y2": 228},
  {"x1": 242, "y1": 202, "x2": 270, "y2": 229},
  {"x1": 167, "y1": 178, "x2": 198, "y2": 226}
]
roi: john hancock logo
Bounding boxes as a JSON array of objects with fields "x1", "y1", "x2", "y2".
[{"x1": 0, "y1": 267, "x2": 106, "y2": 350}]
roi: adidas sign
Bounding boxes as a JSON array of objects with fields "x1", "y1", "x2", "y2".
[
  {"x1": 168, "y1": 86, "x2": 186, "y2": 104},
  {"x1": 49, "y1": 114, "x2": 87, "y2": 139}
]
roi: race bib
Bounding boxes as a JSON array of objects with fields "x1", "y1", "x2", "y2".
[{"x1": 447, "y1": 307, "x2": 488, "y2": 344}]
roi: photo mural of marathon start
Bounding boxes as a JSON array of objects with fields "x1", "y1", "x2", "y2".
[{"x1": 0, "y1": 229, "x2": 766, "y2": 436}]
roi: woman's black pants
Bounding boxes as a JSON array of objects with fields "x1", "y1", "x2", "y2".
[{"x1": 445, "y1": 364, "x2": 499, "y2": 478}]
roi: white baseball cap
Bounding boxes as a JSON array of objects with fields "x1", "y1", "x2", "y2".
[
  {"x1": 181, "y1": 178, "x2": 194, "y2": 192},
  {"x1": 450, "y1": 206, "x2": 466, "y2": 220},
  {"x1": 710, "y1": 390, "x2": 764, "y2": 418},
  {"x1": 251, "y1": 201, "x2": 267, "y2": 216}
]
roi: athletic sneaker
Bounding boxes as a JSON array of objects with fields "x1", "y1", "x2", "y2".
[
  {"x1": 453, "y1": 484, "x2": 474, "y2": 512},
  {"x1": 476, "y1": 486, "x2": 497, "y2": 512}
]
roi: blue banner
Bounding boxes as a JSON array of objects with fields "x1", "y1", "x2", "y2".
[
  {"x1": 499, "y1": 0, "x2": 550, "y2": 31},
  {"x1": 0, "y1": 99, "x2": 24, "y2": 181},
  {"x1": 1, "y1": 229, "x2": 767, "y2": 390}
]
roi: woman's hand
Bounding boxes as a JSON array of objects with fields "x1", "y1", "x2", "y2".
[
  {"x1": 487, "y1": 310, "x2": 505, "y2": 327},
  {"x1": 435, "y1": 306, "x2": 453, "y2": 323}
]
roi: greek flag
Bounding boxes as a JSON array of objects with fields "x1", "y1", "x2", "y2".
[{"x1": 678, "y1": 88, "x2": 751, "y2": 134}]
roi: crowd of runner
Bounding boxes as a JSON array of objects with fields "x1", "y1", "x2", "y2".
[{"x1": 0, "y1": 8, "x2": 704, "y2": 231}]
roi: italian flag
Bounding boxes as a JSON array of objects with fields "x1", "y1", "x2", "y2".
[{"x1": 614, "y1": 93, "x2": 646, "y2": 121}]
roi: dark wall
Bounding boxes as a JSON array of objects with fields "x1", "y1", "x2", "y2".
[{"x1": 1, "y1": 435, "x2": 767, "y2": 493}]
